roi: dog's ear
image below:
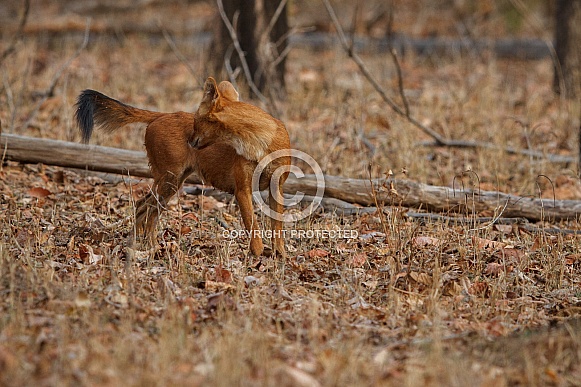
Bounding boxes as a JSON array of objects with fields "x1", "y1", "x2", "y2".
[
  {"x1": 218, "y1": 81, "x2": 239, "y2": 102},
  {"x1": 197, "y1": 77, "x2": 219, "y2": 116}
]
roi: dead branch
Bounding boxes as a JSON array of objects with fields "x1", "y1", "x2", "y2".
[
  {"x1": 183, "y1": 186, "x2": 377, "y2": 216},
  {"x1": 321, "y1": 0, "x2": 575, "y2": 164},
  {"x1": 389, "y1": 48, "x2": 409, "y2": 117},
  {"x1": 322, "y1": 0, "x2": 447, "y2": 144},
  {"x1": 2, "y1": 133, "x2": 581, "y2": 222},
  {"x1": 405, "y1": 211, "x2": 581, "y2": 235},
  {"x1": 405, "y1": 211, "x2": 527, "y2": 225},
  {"x1": 0, "y1": 0, "x2": 30, "y2": 66},
  {"x1": 22, "y1": 20, "x2": 90, "y2": 131},
  {"x1": 261, "y1": 0, "x2": 288, "y2": 43},
  {"x1": 224, "y1": 45, "x2": 241, "y2": 89},
  {"x1": 45, "y1": 20, "x2": 91, "y2": 98},
  {"x1": 161, "y1": 27, "x2": 202, "y2": 87},
  {"x1": 1, "y1": 133, "x2": 154, "y2": 178},
  {"x1": 417, "y1": 140, "x2": 575, "y2": 163},
  {"x1": 285, "y1": 173, "x2": 581, "y2": 222}
]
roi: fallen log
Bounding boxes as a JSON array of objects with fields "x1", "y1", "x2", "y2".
[
  {"x1": 2, "y1": 133, "x2": 161, "y2": 180},
  {"x1": 2, "y1": 133, "x2": 580, "y2": 222},
  {"x1": 285, "y1": 175, "x2": 581, "y2": 222}
]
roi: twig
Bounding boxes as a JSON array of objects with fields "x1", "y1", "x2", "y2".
[
  {"x1": 468, "y1": 197, "x2": 510, "y2": 231},
  {"x1": 274, "y1": 28, "x2": 317, "y2": 79},
  {"x1": 216, "y1": 0, "x2": 270, "y2": 108},
  {"x1": 321, "y1": 0, "x2": 575, "y2": 164},
  {"x1": 406, "y1": 211, "x2": 581, "y2": 235},
  {"x1": 257, "y1": 0, "x2": 292, "y2": 101},
  {"x1": 269, "y1": 43, "x2": 292, "y2": 70},
  {"x1": 22, "y1": 19, "x2": 91, "y2": 131},
  {"x1": 0, "y1": 0, "x2": 30, "y2": 66},
  {"x1": 417, "y1": 139, "x2": 576, "y2": 163},
  {"x1": 322, "y1": 0, "x2": 448, "y2": 145},
  {"x1": 261, "y1": 0, "x2": 288, "y2": 43},
  {"x1": 46, "y1": 20, "x2": 91, "y2": 98},
  {"x1": 405, "y1": 211, "x2": 529, "y2": 226},
  {"x1": 224, "y1": 45, "x2": 241, "y2": 90},
  {"x1": 384, "y1": 4, "x2": 409, "y2": 117},
  {"x1": 0, "y1": 120, "x2": 6, "y2": 172},
  {"x1": 389, "y1": 48, "x2": 409, "y2": 117},
  {"x1": 223, "y1": 12, "x2": 242, "y2": 88},
  {"x1": 349, "y1": 2, "x2": 360, "y2": 51},
  {"x1": 2, "y1": 70, "x2": 16, "y2": 131},
  {"x1": 161, "y1": 27, "x2": 202, "y2": 87}
]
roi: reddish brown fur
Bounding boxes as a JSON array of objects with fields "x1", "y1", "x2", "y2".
[{"x1": 75, "y1": 80, "x2": 290, "y2": 256}]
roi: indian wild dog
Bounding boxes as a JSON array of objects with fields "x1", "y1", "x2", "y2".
[
  {"x1": 192, "y1": 77, "x2": 290, "y2": 256},
  {"x1": 74, "y1": 78, "x2": 290, "y2": 256}
]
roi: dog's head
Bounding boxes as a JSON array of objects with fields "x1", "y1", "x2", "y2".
[
  {"x1": 192, "y1": 77, "x2": 283, "y2": 161},
  {"x1": 196, "y1": 77, "x2": 239, "y2": 117},
  {"x1": 190, "y1": 77, "x2": 240, "y2": 150}
]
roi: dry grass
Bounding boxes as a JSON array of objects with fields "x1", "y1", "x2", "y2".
[{"x1": 1, "y1": 1, "x2": 581, "y2": 386}]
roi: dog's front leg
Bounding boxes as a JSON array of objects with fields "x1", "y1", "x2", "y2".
[
  {"x1": 235, "y1": 186, "x2": 264, "y2": 256},
  {"x1": 268, "y1": 184, "x2": 286, "y2": 258}
]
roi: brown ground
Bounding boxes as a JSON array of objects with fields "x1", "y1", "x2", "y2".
[{"x1": 1, "y1": 1, "x2": 580, "y2": 386}]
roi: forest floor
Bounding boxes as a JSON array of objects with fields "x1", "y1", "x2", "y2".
[{"x1": 1, "y1": 0, "x2": 580, "y2": 385}]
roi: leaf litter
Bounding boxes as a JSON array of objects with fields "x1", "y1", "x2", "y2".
[{"x1": 1, "y1": 3, "x2": 581, "y2": 381}]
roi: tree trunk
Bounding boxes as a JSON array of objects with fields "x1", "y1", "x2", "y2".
[
  {"x1": 553, "y1": 0, "x2": 581, "y2": 98},
  {"x1": 210, "y1": 0, "x2": 259, "y2": 85},
  {"x1": 262, "y1": 0, "x2": 288, "y2": 95},
  {"x1": 238, "y1": 0, "x2": 261, "y2": 88},
  {"x1": 210, "y1": 0, "x2": 288, "y2": 96},
  {"x1": 3, "y1": 133, "x2": 581, "y2": 222}
]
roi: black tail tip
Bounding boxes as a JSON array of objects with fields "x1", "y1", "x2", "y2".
[{"x1": 75, "y1": 89, "x2": 97, "y2": 143}]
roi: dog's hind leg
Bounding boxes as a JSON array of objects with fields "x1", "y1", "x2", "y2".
[{"x1": 131, "y1": 172, "x2": 184, "y2": 246}]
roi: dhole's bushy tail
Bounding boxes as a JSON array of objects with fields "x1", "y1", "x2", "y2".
[{"x1": 75, "y1": 89, "x2": 163, "y2": 143}]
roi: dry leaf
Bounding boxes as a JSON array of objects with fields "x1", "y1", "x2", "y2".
[
  {"x1": 565, "y1": 253, "x2": 581, "y2": 265},
  {"x1": 182, "y1": 212, "x2": 199, "y2": 221},
  {"x1": 494, "y1": 224, "x2": 513, "y2": 234},
  {"x1": 201, "y1": 196, "x2": 225, "y2": 211},
  {"x1": 308, "y1": 248, "x2": 330, "y2": 258},
  {"x1": 409, "y1": 271, "x2": 431, "y2": 285},
  {"x1": 362, "y1": 280, "x2": 378, "y2": 290},
  {"x1": 180, "y1": 225, "x2": 192, "y2": 234},
  {"x1": 413, "y1": 236, "x2": 443, "y2": 247},
  {"x1": 206, "y1": 292, "x2": 235, "y2": 311},
  {"x1": 469, "y1": 281, "x2": 489, "y2": 296},
  {"x1": 244, "y1": 275, "x2": 261, "y2": 287},
  {"x1": 350, "y1": 252, "x2": 367, "y2": 267},
  {"x1": 484, "y1": 262, "x2": 504, "y2": 276},
  {"x1": 531, "y1": 235, "x2": 559, "y2": 250},
  {"x1": 544, "y1": 367, "x2": 560, "y2": 383},
  {"x1": 486, "y1": 319, "x2": 508, "y2": 336},
  {"x1": 215, "y1": 265, "x2": 232, "y2": 284},
  {"x1": 473, "y1": 237, "x2": 506, "y2": 250},
  {"x1": 204, "y1": 280, "x2": 235, "y2": 292},
  {"x1": 27, "y1": 186, "x2": 51, "y2": 198},
  {"x1": 15, "y1": 229, "x2": 34, "y2": 246},
  {"x1": 498, "y1": 247, "x2": 524, "y2": 260},
  {"x1": 78, "y1": 244, "x2": 102, "y2": 265},
  {"x1": 443, "y1": 281, "x2": 463, "y2": 296}
]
